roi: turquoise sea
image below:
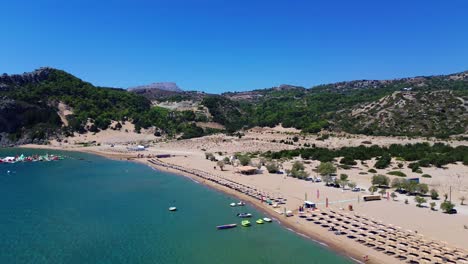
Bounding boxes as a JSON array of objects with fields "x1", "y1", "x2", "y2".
[{"x1": 0, "y1": 149, "x2": 352, "y2": 264}]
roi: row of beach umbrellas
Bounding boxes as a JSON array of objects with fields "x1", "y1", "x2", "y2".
[{"x1": 299, "y1": 209, "x2": 467, "y2": 264}]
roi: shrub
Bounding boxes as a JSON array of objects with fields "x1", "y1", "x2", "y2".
[
  {"x1": 340, "y1": 156, "x2": 357, "y2": 166},
  {"x1": 238, "y1": 155, "x2": 251, "y2": 166},
  {"x1": 266, "y1": 162, "x2": 279, "y2": 173},
  {"x1": 421, "y1": 174, "x2": 432, "y2": 178},
  {"x1": 205, "y1": 152, "x2": 214, "y2": 160},
  {"x1": 368, "y1": 186, "x2": 378, "y2": 194},
  {"x1": 430, "y1": 189, "x2": 439, "y2": 200},
  {"x1": 372, "y1": 174, "x2": 390, "y2": 187},
  {"x1": 217, "y1": 160, "x2": 225, "y2": 170},
  {"x1": 415, "y1": 196, "x2": 427, "y2": 207},
  {"x1": 415, "y1": 183, "x2": 429, "y2": 195},
  {"x1": 374, "y1": 154, "x2": 391, "y2": 169},
  {"x1": 387, "y1": 171, "x2": 407, "y2": 177},
  {"x1": 378, "y1": 189, "x2": 387, "y2": 197},
  {"x1": 440, "y1": 201, "x2": 455, "y2": 213},
  {"x1": 317, "y1": 162, "x2": 336, "y2": 176},
  {"x1": 292, "y1": 161, "x2": 305, "y2": 171},
  {"x1": 391, "y1": 178, "x2": 403, "y2": 190},
  {"x1": 290, "y1": 161, "x2": 308, "y2": 179},
  {"x1": 368, "y1": 168, "x2": 377, "y2": 173}
]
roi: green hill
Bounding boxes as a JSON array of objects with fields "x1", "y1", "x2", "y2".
[{"x1": 1, "y1": 67, "x2": 467, "y2": 145}]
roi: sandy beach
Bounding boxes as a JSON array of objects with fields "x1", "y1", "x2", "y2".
[{"x1": 20, "y1": 128, "x2": 468, "y2": 264}]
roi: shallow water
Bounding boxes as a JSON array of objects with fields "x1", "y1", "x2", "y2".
[{"x1": 0, "y1": 149, "x2": 351, "y2": 264}]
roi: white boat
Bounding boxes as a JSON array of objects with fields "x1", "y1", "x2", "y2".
[
  {"x1": 237, "y1": 213, "x2": 252, "y2": 218},
  {"x1": 169, "y1": 207, "x2": 177, "y2": 211},
  {"x1": 237, "y1": 201, "x2": 245, "y2": 206},
  {"x1": 230, "y1": 203, "x2": 237, "y2": 207},
  {"x1": 263, "y1": 217, "x2": 272, "y2": 223}
]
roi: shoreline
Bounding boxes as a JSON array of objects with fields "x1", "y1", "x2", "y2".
[
  {"x1": 136, "y1": 158, "x2": 368, "y2": 264},
  {"x1": 17, "y1": 145, "x2": 385, "y2": 264},
  {"x1": 18, "y1": 144, "x2": 468, "y2": 263}
]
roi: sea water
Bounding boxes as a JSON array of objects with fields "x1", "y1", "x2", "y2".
[{"x1": 0, "y1": 149, "x2": 352, "y2": 264}]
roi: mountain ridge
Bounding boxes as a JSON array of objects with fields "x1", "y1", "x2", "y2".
[{"x1": 0, "y1": 67, "x2": 467, "y2": 145}]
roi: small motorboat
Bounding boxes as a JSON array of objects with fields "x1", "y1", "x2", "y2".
[
  {"x1": 169, "y1": 207, "x2": 177, "y2": 211},
  {"x1": 241, "y1": 220, "x2": 251, "y2": 227},
  {"x1": 263, "y1": 217, "x2": 272, "y2": 223},
  {"x1": 256, "y1": 219, "x2": 264, "y2": 224},
  {"x1": 230, "y1": 203, "x2": 237, "y2": 207},
  {"x1": 237, "y1": 201, "x2": 245, "y2": 206},
  {"x1": 217, "y1": 224, "x2": 237, "y2": 230},
  {"x1": 237, "y1": 213, "x2": 252, "y2": 218}
]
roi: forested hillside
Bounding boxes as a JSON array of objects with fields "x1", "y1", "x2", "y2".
[
  {"x1": 1, "y1": 67, "x2": 467, "y2": 145},
  {"x1": 200, "y1": 72, "x2": 468, "y2": 135},
  {"x1": 0, "y1": 68, "x2": 215, "y2": 144}
]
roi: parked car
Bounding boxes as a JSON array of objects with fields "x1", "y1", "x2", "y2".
[
  {"x1": 448, "y1": 208, "x2": 457, "y2": 214},
  {"x1": 352, "y1": 187, "x2": 360, "y2": 192},
  {"x1": 315, "y1": 177, "x2": 322, "y2": 182}
]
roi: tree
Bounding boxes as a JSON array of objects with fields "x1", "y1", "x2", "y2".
[
  {"x1": 390, "y1": 192, "x2": 397, "y2": 201},
  {"x1": 378, "y1": 189, "x2": 387, "y2": 197},
  {"x1": 238, "y1": 155, "x2": 251, "y2": 166},
  {"x1": 291, "y1": 169, "x2": 309, "y2": 179},
  {"x1": 339, "y1": 174, "x2": 349, "y2": 189},
  {"x1": 406, "y1": 181, "x2": 419, "y2": 195},
  {"x1": 461, "y1": 196, "x2": 466, "y2": 205},
  {"x1": 391, "y1": 178, "x2": 403, "y2": 191},
  {"x1": 290, "y1": 161, "x2": 309, "y2": 179},
  {"x1": 317, "y1": 162, "x2": 336, "y2": 176},
  {"x1": 416, "y1": 183, "x2": 429, "y2": 195},
  {"x1": 322, "y1": 174, "x2": 333, "y2": 186},
  {"x1": 372, "y1": 174, "x2": 390, "y2": 187},
  {"x1": 374, "y1": 154, "x2": 391, "y2": 169},
  {"x1": 292, "y1": 161, "x2": 305, "y2": 171},
  {"x1": 348, "y1": 182, "x2": 357, "y2": 190},
  {"x1": 430, "y1": 189, "x2": 439, "y2": 200},
  {"x1": 265, "y1": 162, "x2": 279, "y2": 173},
  {"x1": 340, "y1": 174, "x2": 349, "y2": 181},
  {"x1": 430, "y1": 202, "x2": 436, "y2": 210},
  {"x1": 369, "y1": 186, "x2": 378, "y2": 194},
  {"x1": 415, "y1": 196, "x2": 427, "y2": 207},
  {"x1": 440, "y1": 201, "x2": 455, "y2": 213},
  {"x1": 217, "y1": 160, "x2": 225, "y2": 171}
]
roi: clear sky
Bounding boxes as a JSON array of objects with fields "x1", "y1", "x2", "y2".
[{"x1": 1, "y1": 0, "x2": 467, "y2": 93}]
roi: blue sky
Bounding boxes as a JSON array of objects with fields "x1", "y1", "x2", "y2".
[{"x1": 1, "y1": 0, "x2": 467, "y2": 93}]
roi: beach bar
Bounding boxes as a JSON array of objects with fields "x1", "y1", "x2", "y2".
[{"x1": 237, "y1": 166, "x2": 258, "y2": 175}]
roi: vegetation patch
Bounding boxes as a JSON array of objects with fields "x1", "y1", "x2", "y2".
[{"x1": 387, "y1": 171, "x2": 407, "y2": 177}]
